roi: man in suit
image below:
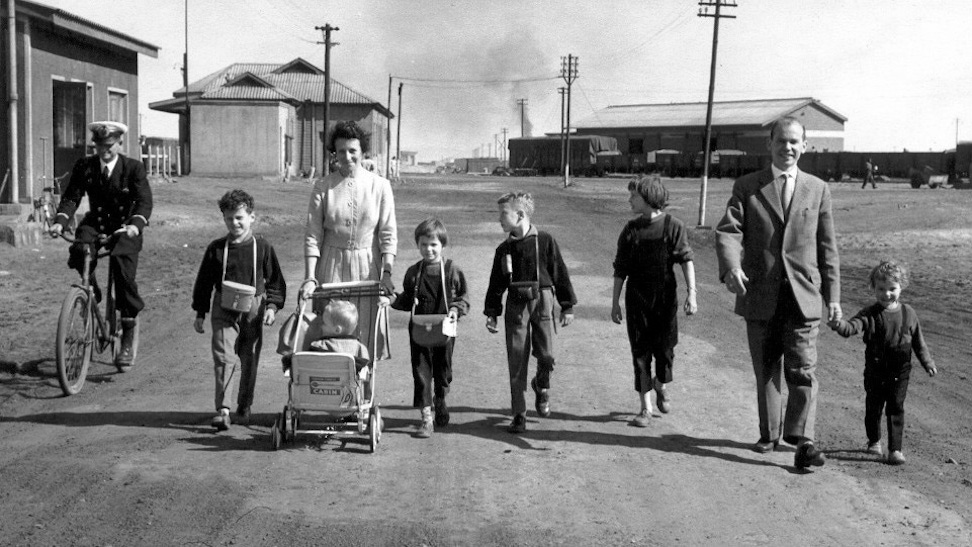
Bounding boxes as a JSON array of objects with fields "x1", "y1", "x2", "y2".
[
  {"x1": 51, "y1": 121, "x2": 153, "y2": 370},
  {"x1": 715, "y1": 116, "x2": 841, "y2": 469}
]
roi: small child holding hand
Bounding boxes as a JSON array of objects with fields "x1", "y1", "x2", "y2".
[{"x1": 828, "y1": 260, "x2": 937, "y2": 465}]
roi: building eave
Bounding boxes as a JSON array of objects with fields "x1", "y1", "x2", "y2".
[{"x1": 16, "y1": 0, "x2": 159, "y2": 58}]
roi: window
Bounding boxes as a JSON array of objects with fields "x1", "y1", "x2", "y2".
[
  {"x1": 53, "y1": 83, "x2": 86, "y2": 149},
  {"x1": 108, "y1": 89, "x2": 129, "y2": 127},
  {"x1": 629, "y1": 138, "x2": 644, "y2": 155}
]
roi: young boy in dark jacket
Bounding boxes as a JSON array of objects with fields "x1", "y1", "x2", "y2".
[
  {"x1": 192, "y1": 189, "x2": 286, "y2": 431},
  {"x1": 484, "y1": 192, "x2": 576, "y2": 434}
]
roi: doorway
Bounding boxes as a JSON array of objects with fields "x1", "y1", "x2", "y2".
[{"x1": 52, "y1": 80, "x2": 89, "y2": 184}]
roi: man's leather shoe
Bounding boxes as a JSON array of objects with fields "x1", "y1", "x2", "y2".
[
  {"x1": 753, "y1": 439, "x2": 777, "y2": 453},
  {"x1": 795, "y1": 442, "x2": 826, "y2": 468}
]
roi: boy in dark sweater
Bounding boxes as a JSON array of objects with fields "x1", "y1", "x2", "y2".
[
  {"x1": 828, "y1": 260, "x2": 937, "y2": 465},
  {"x1": 485, "y1": 192, "x2": 576, "y2": 434},
  {"x1": 192, "y1": 190, "x2": 286, "y2": 431}
]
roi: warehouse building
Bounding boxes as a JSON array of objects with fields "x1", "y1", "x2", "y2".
[{"x1": 572, "y1": 97, "x2": 846, "y2": 173}]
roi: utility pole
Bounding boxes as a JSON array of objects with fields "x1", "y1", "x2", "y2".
[
  {"x1": 516, "y1": 99, "x2": 528, "y2": 137},
  {"x1": 560, "y1": 55, "x2": 579, "y2": 188},
  {"x1": 316, "y1": 24, "x2": 339, "y2": 176},
  {"x1": 501, "y1": 127, "x2": 508, "y2": 164},
  {"x1": 396, "y1": 82, "x2": 403, "y2": 179},
  {"x1": 696, "y1": 1, "x2": 736, "y2": 227},
  {"x1": 558, "y1": 86, "x2": 566, "y2": 177},
  {"x1": 386, "y1": 75, "x2": 393, "y2": 178},
  {"x1": 5, "y1": 0, "x2": 19, "y2": 202},
  {"x1": 182, "y1": 0, "x2": 190, "y2": 174}
]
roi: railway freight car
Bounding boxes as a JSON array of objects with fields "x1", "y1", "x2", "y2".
[{"x1": 508, "y1": 135, "x2": 619, "y2": 176}]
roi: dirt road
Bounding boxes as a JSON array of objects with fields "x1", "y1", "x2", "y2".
[{"x1": 1, "y1": 175, "x2": 970, "y2": 546}]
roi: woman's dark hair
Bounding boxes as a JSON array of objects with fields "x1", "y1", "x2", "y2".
[{"x1": 327, "y1": 120, "x2": 370, "y2": 154}]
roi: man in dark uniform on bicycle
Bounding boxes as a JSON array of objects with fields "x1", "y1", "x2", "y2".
[{"x1": 50, "y1": 121, "x2": 153, "y2": 370}]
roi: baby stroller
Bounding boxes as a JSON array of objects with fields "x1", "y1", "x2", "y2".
[{"x1": 273, "y1": 280, "x2": 390, "y2": 452}]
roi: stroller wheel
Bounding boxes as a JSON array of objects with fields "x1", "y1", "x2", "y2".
[
  {"x1": 369, "y1": 406, "x2": 381, "y2": 453},
  {"x1": 283, "y1": 406, "x2": 295, "y2": 442}
]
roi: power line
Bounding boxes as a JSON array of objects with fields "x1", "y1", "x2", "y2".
[{"x1": 393, "y1": 75, "x2": 559, "y2": 85}]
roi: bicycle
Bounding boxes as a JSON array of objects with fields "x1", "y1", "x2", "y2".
[
  {"x1": 54, "y1": 231, "x2": 123, "y2": 395},
  {"x1": 30, "y1": 172, "x2": 70, "y2": 231}
]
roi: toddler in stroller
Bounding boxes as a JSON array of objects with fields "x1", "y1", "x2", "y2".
[{"x1": 273, "y1": 280, "x2": 389, "y2": 452}]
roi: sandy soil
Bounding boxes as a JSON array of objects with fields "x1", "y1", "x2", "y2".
[{"x1": 1, "y1": 175, "x2": 970, "y2": 546}]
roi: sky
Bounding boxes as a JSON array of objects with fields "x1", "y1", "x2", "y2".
[{"x1": 50, "y1": 0, "x2": 972, "y2": 161}]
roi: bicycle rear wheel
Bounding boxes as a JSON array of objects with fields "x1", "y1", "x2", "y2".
[{"x1": 56, "y1": 287, "x2": 92, "y2": 395}]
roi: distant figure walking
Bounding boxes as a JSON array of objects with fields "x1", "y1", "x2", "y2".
[{"x1": 863, "y1": 158, "x2": 877, "y2": 189}]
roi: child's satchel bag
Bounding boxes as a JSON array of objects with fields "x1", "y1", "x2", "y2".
[
  {"x1": 507, "y1": 236, "x2": 541, "y2": 303},
  {"x1": 410, "y1": 261, "x2": 457, "y2": 348},
  {"x1": 220, "y1": 238, "x2": 258, "y2": 313}
]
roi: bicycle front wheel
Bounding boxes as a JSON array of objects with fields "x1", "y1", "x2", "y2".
[{"x1": 56, "y1": 287, "x2": 92, "y2": 395}]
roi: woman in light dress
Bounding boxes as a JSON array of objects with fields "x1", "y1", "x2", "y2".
[{"x1": 303, "y1": 121, "x2": 397, "y2": 296}]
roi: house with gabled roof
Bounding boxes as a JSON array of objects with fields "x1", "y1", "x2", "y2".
[
  {"x1": 150, "y1": 57, "x2": 393, "y2": 177},
  {"x1": 573, "y1": 97, "x2": 846, "y2": 172}
]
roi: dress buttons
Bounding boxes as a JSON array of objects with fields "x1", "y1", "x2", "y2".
[{"x1": 346, "y1": 219, "x2": 352, "y2": 226}]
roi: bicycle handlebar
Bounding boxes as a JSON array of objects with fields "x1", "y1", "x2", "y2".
[{"x1": 57, "y1": 231, "x2": 114, "y2": 246}]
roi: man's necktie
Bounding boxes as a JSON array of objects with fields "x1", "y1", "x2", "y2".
[
  {"x1": 102, "y1": 166, "x2": 110, "y2": 183},
  {"x1": 780, "y1": 174, "x2": 794, "y2": 216}
]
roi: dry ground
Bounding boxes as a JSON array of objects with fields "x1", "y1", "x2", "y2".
[{"x1": 1, "y1": 174, "x2": 970, "y2": 546}]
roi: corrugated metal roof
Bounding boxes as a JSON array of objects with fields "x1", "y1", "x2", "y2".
[
  {"x1": 18, "y1": 0, "x2": 160, "y2": 57},
  {"x1": 201, "y1": 86, "x2": 296, "y2": 101},
  {"x1": 574, "y1": 98, "x2": 846, "y2": 130},
  {"x1": 183, "y1": 59, "x2": 382, "y2": 106}
]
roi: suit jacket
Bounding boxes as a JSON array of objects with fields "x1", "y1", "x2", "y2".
[
  {"x1": 56, "y1": 154, "x2": 153, "y2": 233},
  {"x1": 715, "y1": 167, "x2": 840, "y2": 321}
]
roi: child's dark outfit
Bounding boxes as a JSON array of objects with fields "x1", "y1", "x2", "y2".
[
  {"x1": 613, "y1": 213, "x2": 693, "y2": 392},
  {"x1": 192, "y1": 235, "x2": 286, "y2": 415},
  {"x1": 831, "y1": 303, "x2": 935, "y2": 452},
  {"x1": 392, "y1": 259, "x2": 469, "y2": 419},
  {"x1": 484, "y1": 226, "x2": 576, "y2": 417}
]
